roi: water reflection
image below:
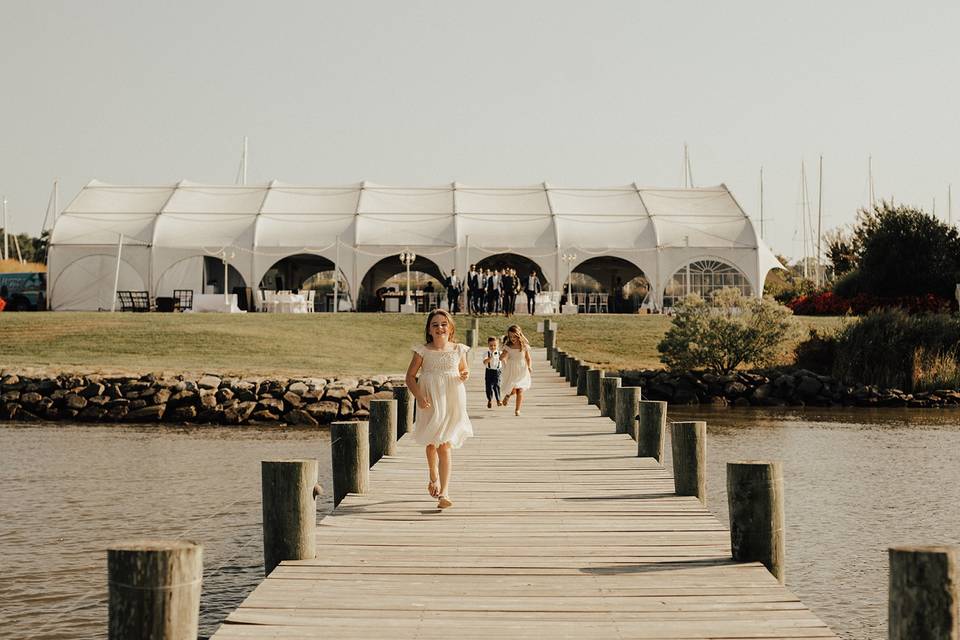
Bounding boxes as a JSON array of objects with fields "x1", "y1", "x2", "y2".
[
  {"x1": 668, "y1": 406, "x2": 960, "y2": 640},
  {"x1": 0, "y1": 423, "x2": 332, "y2": 639}
]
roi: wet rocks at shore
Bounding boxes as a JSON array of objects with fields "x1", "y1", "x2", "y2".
[
  {"x1": 616, "y1": 368, "x2": 960, "y2": 409},
  {"x1": 0, "y1": 371, "x2": 401, "y2": 426}
]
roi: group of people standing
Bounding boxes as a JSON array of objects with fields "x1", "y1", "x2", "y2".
[{"x1": 444, "y1": 264, "x2": 542, "y2": 316}]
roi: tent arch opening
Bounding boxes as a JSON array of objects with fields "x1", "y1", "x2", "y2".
[{"x1": 662, "y1": 256, "x2": 752, "y2": 309}]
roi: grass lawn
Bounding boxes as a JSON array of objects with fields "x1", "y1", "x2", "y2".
[{"x1": 1, "y1": 312, "x2": 846, "y2": 378}]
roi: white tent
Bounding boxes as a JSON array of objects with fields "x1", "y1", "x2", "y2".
[{"x1": 48, "y1": 180, "x2": 782, "y2": 311}]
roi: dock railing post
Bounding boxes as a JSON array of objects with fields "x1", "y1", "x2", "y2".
[
  {"x1": 107, "y1": 540, "x2": 203, "y2": 639},
  {"x1": 671, "y1": 421, "x2": 706, "y2": 503},
  {"x1": 636, "y1": 400, "x2": 667, "y2": 463},
  {"x1": 261, "y1": 459, "x2": 321, "y2": 576},
  {"x1": 727, "y1": 461, "x2": 784, "y2": 584},
  {"x1": 888, "y1": 545, "x2": 959, "y2": 639},
  {"x1": 543, "y1": 328, "x2": 556, "y2": 361},
  {"x1": 615, "y1": 386, "x2": 642, "y2": 437},
  {"x1": 600, "y1": 376, "x2": 621, "y2": 419},
  {"x1": 586, "y1": 369, "x2": 604, "y2": 407},
  {"x1": 465, "y1": 328, "x2": 478, "y2": 350},
  {"x1": 566, "y1": 357, "x2": 579, "y2": 386},
  {"x1": 557, "y1": 351, "x2": 567, "y2": 376},
  {"x1": 576, "y1": 363, "x2": 589, "y2": 396},
  {"x1": 369, "y1": 398, "x2": 398, "y2": 464},
  {"x1": 331, "y1": 420, "x2": 370, "y2": 507},
  {"x1": 393, "y1": 384, "x2": 413, "y2": 439}
]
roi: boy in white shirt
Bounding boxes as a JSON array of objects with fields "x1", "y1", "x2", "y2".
[{"x1": 482, "y1": 336, "x2": 502, "y2": 409}]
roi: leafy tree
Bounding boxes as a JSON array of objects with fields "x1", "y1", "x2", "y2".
[
  {"x1": 839, "y1": 201, "x2": 960, "y2": 299},
  {"x1": 657, "y1": 288, "x2": 800, "y2": 375},
  {"x1": 823, "y1": 227, "x2": 856, "y2": 277}
]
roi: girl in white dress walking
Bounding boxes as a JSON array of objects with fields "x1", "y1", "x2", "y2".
[
  {"x1": 405, "y1": 309, "x2": 473, "y2": 509},
  {"x1": 500, "y1": 324, "x2": 532, "y2": 416}
]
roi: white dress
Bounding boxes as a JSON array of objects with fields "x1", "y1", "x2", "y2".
[
  {"x1": 501, "y1": 345, "x2": 532, "y2": 393},
  {"x1": 411, "y1": 343, "x2": 473, "y2": 448}
]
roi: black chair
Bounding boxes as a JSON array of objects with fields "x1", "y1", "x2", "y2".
[
  {"x1": 130, "y1": 291, "x2": 151, "y2": 312},
  {"x1": 117, "y1": 291, "x2": 134, "y2": 311},
  {"x1": 155, "y1": 296, "x2": 176, "y2": 312},
  {"x1": 174, "y1": 289, "x2": 194, "y2": 311}
]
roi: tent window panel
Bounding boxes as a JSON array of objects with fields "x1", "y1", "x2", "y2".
[{"x1": 662, "y1": 259, "x2": 752, "y2": 309}]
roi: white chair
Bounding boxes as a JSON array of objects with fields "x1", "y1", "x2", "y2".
[
  {"x1": 598, "y1": 293, "x2": 609, "y2": 313},
  {"x1": 304, "y1": 290, "x2": 316, "y2": 313},
  {"x1": 264, "y1": 290, "x2": 280, "y2": 313},
  {"x1": 587, "y1": 293, "x2": 598, "y2": 314},
  {"x1": 254, "y1": 289, "x2": 266, "y2": 312},
  {"x1": 575, "y1": 293, "x2": 587, "y2": 313}
]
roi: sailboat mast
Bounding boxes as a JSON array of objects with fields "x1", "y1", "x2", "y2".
[
  {"x1": 817, "y1": 155, "x2": 823, "y2": 288},
  {"x1": 868, "y1": 156, "x2": 875, "y2": 209},
  {"x1": 759, "y1": 166, "x2": 765, "y2": 240},
  {"x1": 800, "y1": 161, "x2": 809, "y2": 280}
]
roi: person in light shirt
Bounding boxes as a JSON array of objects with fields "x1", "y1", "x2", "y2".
[{"x1": 482, "y1": 336, "x2": 503, "y2": 409}]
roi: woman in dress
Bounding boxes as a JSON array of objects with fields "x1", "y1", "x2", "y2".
[
  {"x1": 404, "y1": 309, "x2": 472, "y2": 509},
  {"x1": 500, "y1": 324, "x2": 532, "y2": 416}
]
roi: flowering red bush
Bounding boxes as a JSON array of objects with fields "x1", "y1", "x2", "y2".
[{"x1": 787, "y1": 291, "x2": 953, "y2": 316}]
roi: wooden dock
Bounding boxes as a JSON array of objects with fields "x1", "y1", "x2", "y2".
[{"x1": 213, "y1": 348, "x2": 837, "y2": 639}]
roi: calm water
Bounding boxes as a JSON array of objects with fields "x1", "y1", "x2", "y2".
[
  {"x1": 2, "y1": 410, "x2": 959, "y2": 639},
  {"x1": 0, "y1": 423, "x2": 333, "y2": 639}
]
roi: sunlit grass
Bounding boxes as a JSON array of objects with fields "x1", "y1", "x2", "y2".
[{"x1": 0, "y1": 312, "x2": 845, "y2": 377}]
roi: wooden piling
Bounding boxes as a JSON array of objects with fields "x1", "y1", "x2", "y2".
[
  {"x1": 637, "y1": 400, "x2": 667, "y2": 463},
  {"x1": 331, "y1": 420, "x2": 370, "y2": 506},
  {"x1": 261, "y1": 459, "x2": 320, "y2": 576},
  {"x1": 464, "y1": 328, "x2": 478, "y2": 350},
  {"x1": 586, "y1": 368, "x2": 604, "y2": 407},
  {"x1": 576, "y1": 363, "x2": 589, "y2": 396},
  {"x1": 369, "y1": 398, "x2": 398, "y2": 464},
  {"x1": 600, "y1": 376, "x2": 621, "y2": 419},
  {"x1": 393, "y1": 384, "x2": 414, "y2": 439},
  {"x1": 543, "y1": 318, "x2": 555, "y2": 332},
  {"x1": 727, "y1": 461, "x2": 785, "y2": 583},
  {"x1": 543, "y1": 328, "x2": 556, "y2": 360},
  {"x1": 888, "y1": 545, "x2": 959, "y2": 639},
  {"x1": 566, "y1": 357, "x2": 579, "y2": 387},
  {"x1": 107, "y1": 540, "x2": 202, "y2": 640},
  {"x1": 671, "y1": 421, "x2": 706, "y2": 503},
  {"x1": 615, "y1": 386, "x2": 642, "y2": 437},
  {"x1": 556, "y1": 351, "x2": 567, "y2": 375}
]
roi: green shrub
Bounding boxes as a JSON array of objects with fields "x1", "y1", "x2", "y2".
[
  {"x1": 794, "y1": 327, "x2": 840, "y2": 374},
  {"x1": 833, "y1": 309, "x2": 960, "y2": 391},
  {"x1": 657, "y1": 288, "x2": 800, "y2": 375}
]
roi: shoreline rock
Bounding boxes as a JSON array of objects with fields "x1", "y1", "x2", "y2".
[
  {"x1": 614, "y1": 367, "x2": 960, "y2": 409},
  {"x1": 0, "y1": 371, "x2": 404, "y2": 426}
]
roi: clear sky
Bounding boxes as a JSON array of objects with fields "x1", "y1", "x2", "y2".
[{"x1": 2, "y1": 0, "x2": 958, "y2": 260}]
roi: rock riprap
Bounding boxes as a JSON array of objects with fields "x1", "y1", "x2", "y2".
[{"x1": 0, "y1": 372, "x2": 400, "y2": 425}]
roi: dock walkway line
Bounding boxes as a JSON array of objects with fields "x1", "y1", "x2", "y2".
[{"x1": 213, "y1": 348, "x2": 836, "y2": 639}]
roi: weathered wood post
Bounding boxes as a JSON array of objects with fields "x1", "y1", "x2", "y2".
[
  {"x1": 671, "y1": 421, "x2": 706, "y2": 503},
  {"x1": 369, "y1": 398, "x2": 398, "y2": 464},
  {"x1": 464, "y1": 327, "x2": 478, "y2": 350},
  {"x1": 393, "y1": 384, "x2": 414, "y2": 439},
  {"x1": 107, "y1": 540, "x2": 203, "y2": 639},
  {"x1": 556, "y1": 351, "x2": 567, "y2": 376},
  {"x1": 471, "y1": 317, "x2": 480, "y2": 332},
  {"x1": 551, "y1": 347, "x2": 559, "y2": 370},
  {"x1": 889, "y1": 545, "x2": 959, "y2": 639},
  {"x1": 727, "y1": 461, "x2": 785, "y2": 583},
  {"x1": 543, "y1": 318, "x2": 555, "y2": 332},
  {"x1": 576, "y1": 363, "x2": 589, "y2": 396},
  {"x1": 636, "y1": 400, "x2": 667, "y2": 463},
  {"x1": 615, "y1": 386, "x2": 642, "y2": 437},
  {"x1": 261, "y1": 459, "x2": 321, "y2": 576},
  {"x1": 543, "y1": 328, "x2": 556, "y2": 361},
  {"x1": 586, "y1": 368, "x2": 604, "y2": 407},
  {"x1": 566, "y1": 357, "x2": 579, "y2": 387},
  {"x1": 331, "y1": 420, "x2": 370, "y2": 507},
  {"x1": 600, "y1": 376, "x2": 621, "y2": 419}
]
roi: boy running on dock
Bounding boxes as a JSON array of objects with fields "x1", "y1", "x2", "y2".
[{"x1": 482, "y1": 336, "x2": 503, "y2": 409}]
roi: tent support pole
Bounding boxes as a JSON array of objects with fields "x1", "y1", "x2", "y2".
[
  {"x1": 333, "y1": 236, "x2": 340, "y2": 313},
  {"x1": 111, "y1": 234, "x2": 125, "y2": 312}
]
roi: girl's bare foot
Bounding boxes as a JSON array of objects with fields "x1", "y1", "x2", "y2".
[
  {"x1": 437, "y1": 495, "x2": 453, "y2": 509},
  {"x1": 428, "y1": 479, "x2": 440, "y2": 498}
]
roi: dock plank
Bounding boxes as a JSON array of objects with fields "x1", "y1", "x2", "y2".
[{"x1": 213, "y1": 348, "x2": 836, "y2": 639}]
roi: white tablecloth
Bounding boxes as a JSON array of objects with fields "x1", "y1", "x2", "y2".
[
  {"x1": 273, "y1": 293, "x2": 309, "y2": 313},
  {"x1": 192, "y1": 293, "x2": 245, "y2": 313}
]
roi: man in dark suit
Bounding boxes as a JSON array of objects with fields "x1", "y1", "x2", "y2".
[
  {"x1": 485, "y1": 268, "x2": 499, "y2": 315},
  {"x1": 525, "y1": 270, "x2": 542, "y2": 315},
  {"x1": 467, "y1": 263, "x2": 482, "y2": 315},
  {"x1": 501, "y1": 269, "x2": 516, "y2": 317},
  {"x1": 445, "y1": 269, "x2": 462, "y2": 313}
]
